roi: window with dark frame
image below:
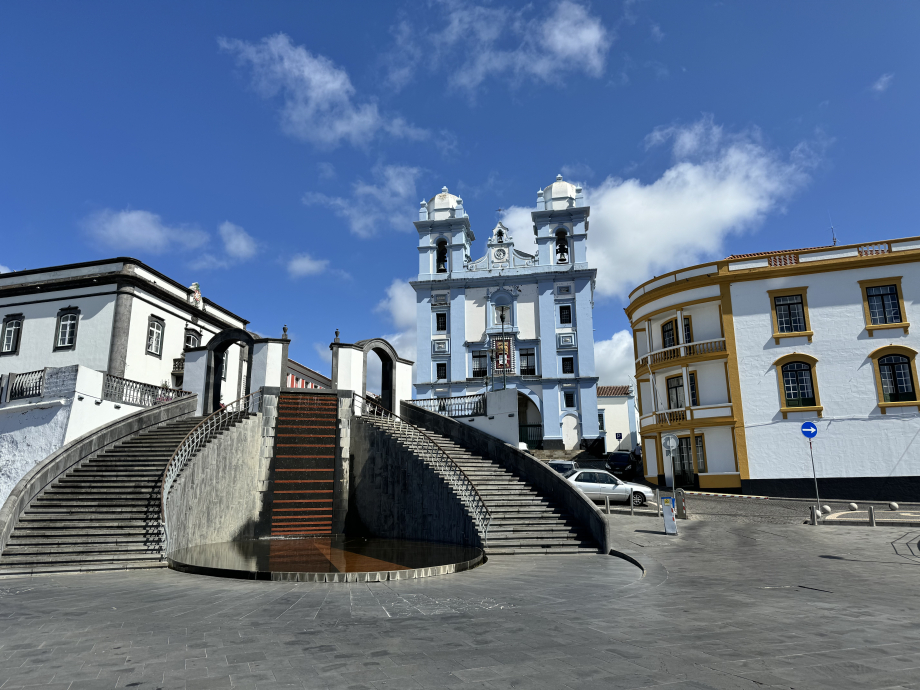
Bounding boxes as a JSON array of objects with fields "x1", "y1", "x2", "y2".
[
  {"x1": 1, "y1": 315, "x2": 23, "y2": 355},
  {"x1": 54, "y1": 308, "x2": 80, "y2": 350},
  {"x1": 781, "y1": 362, "x2": 816, "y2": 407},
  {"x1": 472, "y1": 351, "x2": 488, "y2": 378},
  {"x1": 185, "y1": 329, "x2": 200, "y2": 349},
  {"x1": 661, "y1": 319, "x2": 676, "y2": 348},
  {"x1": 774, "y1": 294, "x2": 806, "y2": 333},
  {"x1": 878, "y1": 354, "x2": 917, "y2": 402},
  {"x1": 683, "y1": 316, "x2": 692, "y2": 344},
  {"x1": 559, "y1": 305, "x2": 572, "y2": 325},
  {"x1": 561, "y1": 357, "x2": 574, "y2": 374},
  {"x1": 688, "y1": 372, "x2": 699, "y2": 407},
  {"x1": 435, "y1": 312, "x2": 447, "y2": 332},
  {"x1": 867, "y1": 285, "x2": 903, "y2": 325},
  {"x1": 666, "y1": 375, "x2": 685, "y2": 409},
  {"x1": 598, "y1": 412, "x2": 605, "y2": 430},
  {"x1": 695, "y1": 435, "x2": 707, "y2": 473},
  {"x1": 520, "y1": 348, "x2": 536, "y2": 376},
  {"x1": 221, "y1": 351, "x2": 229, "y2": 381},
  {"x1": 436, "y1": 362, "x2": 447, "y2": 380},
  {"x1": 147, "y1": 317, "x2": 164, "y2": 356},
  {"x1": 564, "y1": 391, "x2": 576, "y2": 407}
]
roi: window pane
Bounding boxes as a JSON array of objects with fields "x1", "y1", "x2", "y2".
[
  {"x1": 695, "y1": 435, "x2": 707, "y2": 473},
  {"x1": 683, "y1": 317, "x2": 692, "y2": 344},
  {"x1": 598, "y1": 412, "x2": 604, "y2": 430},
  {"x1": 667, "y1": 376, "x2": 684, "y2": 409},
  {"x1": 564, "y1": 392, "x2": 575, "y2": 407},
  {"x1": 867, "y1": 285, "x2": 901, "y2": 324},
  {"x1": 562, "y1": 357, "x2": 574, "y2": 374},
  {"x1": 560, "y1": 305, "x2": 572, "y2": 324},
  {"x1": 436, "y1": 363, "x2": 447, "y2": 379},
  {"x1": 879, "y1": 355, "x2": 916, "y2": 402},
  {"x1": 2, "y1": 320, "x2": 21, "y2": 352},
  {"x1": 58, "y1": 314, "x2": 76, "y2": 347},
  {"x1": 472, "y1": 351, "x2": 487, "y2": 377},
  {"x1": 662, "y1": 321, "x2": 675, "y2": 348},
  {"x1": 520, "y1": 348, "x2": 536, "y2": 375},
  {"x1": 689, "y1": 372, "x2": 699, "y2": 407},
  {"x1": 436, "y1": 313, "x2": 447, "y2": 331},
  {"x1": 775, "y1": 295, "x2": 805, "y2": 333},
  {"x1": 782, "y1": 362, "x2": 815, "y2": 407}
]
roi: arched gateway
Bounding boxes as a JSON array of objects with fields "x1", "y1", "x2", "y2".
[{"x1": 329, "y1": 332, "x2": 413, "y2": 411}]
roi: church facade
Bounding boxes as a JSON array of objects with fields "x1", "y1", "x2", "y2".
[{"x1": 411, "y1": 176, "x2": 601, "y2": 451}]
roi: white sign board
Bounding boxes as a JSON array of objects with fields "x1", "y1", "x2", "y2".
[
  {"x1": 661, "y1": 497, "x2": 678, "y2": 535},
  {"x1": 662, "y1": 434, "x2": 678, "y2": 451}
]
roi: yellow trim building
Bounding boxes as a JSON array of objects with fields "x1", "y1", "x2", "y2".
[{"x1": 628, "y1": 235, "x2": 920, "y2": 500}]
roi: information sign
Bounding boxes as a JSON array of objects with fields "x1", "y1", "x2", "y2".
[
  {"x1": 801, "y1": 422, "x2": 818, "y2": 438},
  {"x1": 615, "y1": 433, "x2": 622, "y2": 440}
]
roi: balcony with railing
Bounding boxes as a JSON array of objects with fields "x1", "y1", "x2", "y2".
[
  {"x1": 9, "y1": 370, "x2": 44, "y2": 401},
  {"x1": 102, "y1": 374, "x2": 192, "y2": 408},
  {"x1": 412, "y1": 394, "x2": 487, "y2": 418},
  {"x1": 640, "y1": 403, "x2": 734, "y2": 430},
  {"x1": 636, "y1": 338, "x2": 727, "y2": 373}
]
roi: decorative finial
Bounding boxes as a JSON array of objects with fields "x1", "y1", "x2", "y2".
[
  {"x1": 441, "y1": 186, "x2": 448, "y2": 193},
  {"x1": 420, "y1": 200, "x2": 426, "y2": 207},
  {"x1": 556, "y1": 174, "x2": 563, "y2": 181},
  {"x1": 334, "y1": 329, "x2": 340, "y2": 343},
  {"x1": 282, "y1": 325, "x2": 289, "y2": 340}
]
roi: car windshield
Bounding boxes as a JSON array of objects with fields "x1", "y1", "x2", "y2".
[
  {"x1": 609, "y1": 454, "x2": 630, "y2": 462},
  {"x1": 562, "y1": 469, "x2": 577, "y2": 478},
  {"x1": 550, "y1": 463, "x2": 572, "y2": 473}
]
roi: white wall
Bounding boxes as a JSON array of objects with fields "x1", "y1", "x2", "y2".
[
  {"x1": 455, "y1": 388, "x2": 520, "y2": 446},
  {"x1": 516, "y1": 283, "x2": 539, "y2": 340},
  {"x1": 0, "y1": 288, "x2": 116, "y2": 376},
  {"x1": 464, "y1": 288, "x2": 487, "y2": 343},
  {"x1": 699, "y1": 426, "x2": 735, "y2": 475},
  {"x1": 0, "y1": 400, "x2": 70, "y2": 507},
  {"x1": 598, "y1": 396, "x2": 634, "y2": 451},
  {"x1": 63, "y1": 368, "x2": 138, "y2": 443},
  {"x1": 732, "y1": 262, "x2": 920, "y2": 480}
]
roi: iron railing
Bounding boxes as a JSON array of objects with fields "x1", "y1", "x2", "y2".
[
  {"x1": 172, "y1": 358, "x2": 184, "y2": 373},
  {"x1": 355, "y1": 394, "x2": 491, "y2": 545},
  {"x1": 9, "y1": 370, "x2": 44, "y2": 400},
  {"x1": 103, "y1": 374, "x2": 192, "y2": 408},
  {"x1": 412, "y1": 393, "x2": 487, "y2": 418},
  {"x1": 160, "y1": 389, "x2": 263, "y2": 552},
  {"x1": 518, "y1": 424, "x2": 543, "y2": 450}
]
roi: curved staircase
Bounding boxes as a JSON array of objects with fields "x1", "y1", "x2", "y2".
[
  {"x1": 0, "y1": 416, "x2": 203, "y2": 576},
  {"x1": 364, "y1": 416, "x2": 598, "y2": 555}
]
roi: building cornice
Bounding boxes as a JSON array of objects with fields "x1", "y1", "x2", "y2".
[
  {"x1": 625, "y1": 245, "x2": 920, "y2": 324},
  {"x1": 411, "y1": 265, "x2": 596, "y2": 289}
]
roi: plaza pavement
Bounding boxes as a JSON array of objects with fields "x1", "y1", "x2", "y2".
[{"x1": 1, "y1": 516, "x2": 919, "y2": 690}]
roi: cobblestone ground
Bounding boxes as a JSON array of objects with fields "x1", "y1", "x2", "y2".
[{"x1": 2, "y1": 519, "x2": 920, "y2": 689}]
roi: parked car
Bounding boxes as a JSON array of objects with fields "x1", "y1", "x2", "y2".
[
  {"x1": 548, "y1": 460, "x2": 579, "y2": 474},
  {"x1": 606, "y1": 451, "x2": 640, "y2": 479},
  {"x1": 564, "y1": 469, "x2": 653, "y2": 506}
]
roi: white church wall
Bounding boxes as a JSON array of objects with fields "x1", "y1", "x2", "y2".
[
  {"x1": 464, "y1": 288, "x2": 487, "y2": 343},
  {"x1": 516, "y1": 283, "x2": 539, "y2": 340}
]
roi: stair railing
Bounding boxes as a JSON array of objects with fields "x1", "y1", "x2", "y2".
[
  {"x1": 159, "y1": 389, "x2": 263, "y2": 553},
  {"x1": 353, "y1": 393, "x2": 491, "y2": 545}
]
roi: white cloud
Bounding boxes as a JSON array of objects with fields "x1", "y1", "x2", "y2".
[
  {"x1": 287, "y1": 253, "x2": 330, "y2": 277},
  {"x1": 871, "y1": 72, "x2": 894, "y2": 95},
  {"x1": 560, "y1": 162, "x2": 594, "y2": 182},
  {"x1": 375, "y1": 278, "x2": 417, "y2": 330},
  {"x1": 0, "y1": 264, "x2": 10, "y2": 273},
  {"x1": 594, "y1": 330, "x2": 636, "y2": 387},
  {"x1": 304, "y1": 164, "x2": 422, "y2": 237},
  {"x1": 219, "y1": 221, "x2": 258, "y2": 260},
  {"x1": 317, "y1": 162, "x2": 336, "y2": 180},
  {"x1": 313, "y1": 342, "x2": 333, "y2": 364},
  {"x1": 499, "y1": 205, "x2": 537, "y2": 256},
  {"x1": 384, "y1": 1, "x2": 611, "y2": 95},
  {"x1": 82, "y1": 209, "x2": 208, "y2": 254},
  {"x1": 219, "y1": 33, "x2": 427, "y2": 148},
  {"x1": 650, "y1": 23, "x2": 664, "y2": 42},
  {"x1": 587, "y1": 115, "x2": 820, "y2": 297},
  {"x1": 374, "y1": 278, "x2": 418, "y2": 367}
]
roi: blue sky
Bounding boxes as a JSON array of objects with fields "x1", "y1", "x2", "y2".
[{"x1": 1, "y1": 1, "x2": 917, "y2": 387}]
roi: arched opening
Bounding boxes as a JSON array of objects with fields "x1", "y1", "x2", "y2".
[
  {"x1": 517, "y1": 392, "x2": 543, "y2": 450},
  {"x1": 555, "y1": 230, "x2": 569, "y2": 264},
  {"x1": 205, "y1": 328, "x2": 255, "y2": 413},
  {"x1": 436, "y1": 239, "x2": 449, "y2": 273}
]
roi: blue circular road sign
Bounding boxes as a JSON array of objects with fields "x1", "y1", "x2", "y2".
[{"x1": 801, "y1": 422, "x2": 818, "y2": 438}]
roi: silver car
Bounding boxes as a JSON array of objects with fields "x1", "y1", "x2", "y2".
[{"x1": 565, "y1": 469, "x2": 654, "y2": 506}]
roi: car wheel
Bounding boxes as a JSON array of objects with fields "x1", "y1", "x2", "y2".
[{"x1": 632, "y1": 491, "x2": 645, "y2": 506}]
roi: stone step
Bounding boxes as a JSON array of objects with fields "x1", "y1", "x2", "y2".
[
  {"x1": 3, "y1": 542, "x2": 162, "y2": 556},
  {"x1": 0, "y1": 561, "x2": 168, "y2": 577},
  {"x1": 0, "y1": 551, "x2": 165, "y2": 566},
  {"x1": 484, "y1": 546, "x2": 599, "y2": 555},
  {"x1": 10, "y1": 529, "x2": 161, "y2": 541},
  {"x1": 17, "y1": 516, "x2": 162, "y2": 526}
]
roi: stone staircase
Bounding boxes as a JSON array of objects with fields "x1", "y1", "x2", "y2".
[
  {"x1": 365, "y1": 417, "x2": 599, "y2": 555},
  {"x1": 0, "y1": 416, "x2": 204, "y2": 576}
]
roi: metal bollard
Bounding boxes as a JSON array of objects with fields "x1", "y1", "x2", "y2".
[
  {"x1": 810, "y1": 505, "x2": 817, "y2": 525},
  {"x1": 869, "y1": 505, "x2": 876, "y2": 527},
  {"x1": 605, "y1": 495, "x2": 610, "y2": 515},
  {"x1": 630, "y1": 488, "x2": 634, "y2": 516},
  {"x1": 656, "y1": 488, "x2": 661, "y2": 517}
]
